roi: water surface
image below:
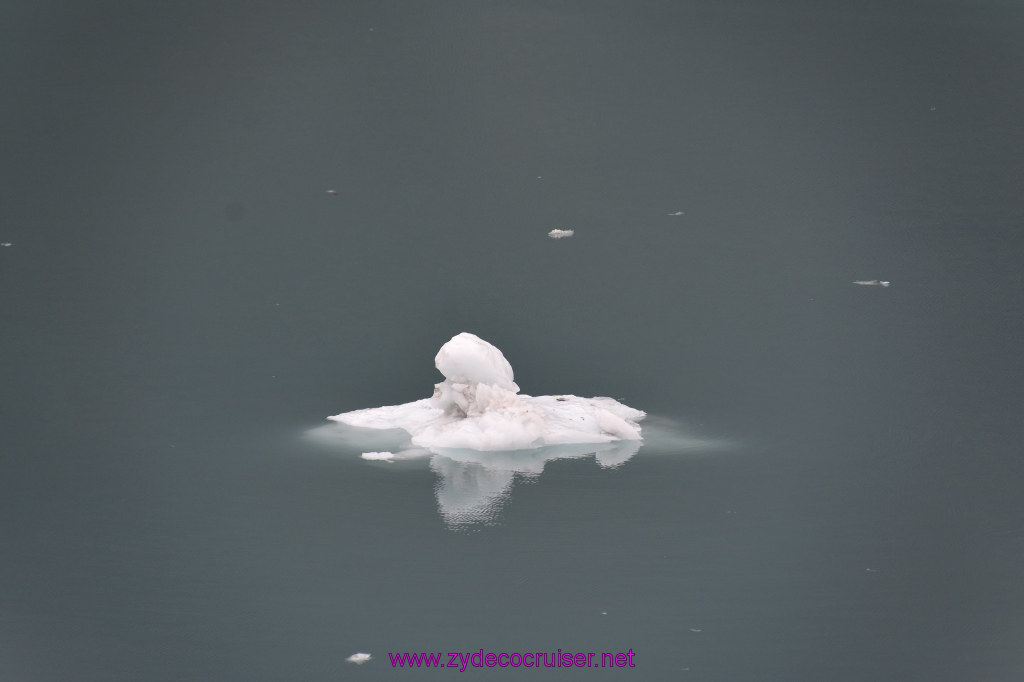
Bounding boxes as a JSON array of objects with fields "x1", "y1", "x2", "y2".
[{"x1": 3, "y1": 1, "x2": 1023, "y2": 679}]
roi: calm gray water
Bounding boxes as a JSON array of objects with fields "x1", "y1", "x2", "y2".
[{"x1": 3, "y1": 1, "x2": 1023, "y2": 679}]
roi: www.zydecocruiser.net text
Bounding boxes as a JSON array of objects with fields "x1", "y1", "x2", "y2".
[{"x1": 388, "y1": 649, "x2": 637, "y2": 671}]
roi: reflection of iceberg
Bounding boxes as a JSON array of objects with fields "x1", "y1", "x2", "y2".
[
  {"x1": 329, "y1": 332, "x2": 645, "y2": 451},
  {"x1": 430, "y1": 456, "x2": 513, "y2": 527},
  {"x1": 306, "y1": 419, "x2": 719, "y2": 529},
  {"x1": 430, "y1": 440, "x2": 642, "y2": 527}
]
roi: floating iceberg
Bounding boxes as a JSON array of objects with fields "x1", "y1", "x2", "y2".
[
  {"x1": 329, "y1": 332, "x2": 645, "y2": 452},
  {"x1": 360, "y1": 451, "x2": 396, "y2": 462},
  {"x1": 547, "y1": 229, "x2": 574, "y2": 239},
  {"x1": 313, "y1": 334, "x2": 727, "y2": 528}
]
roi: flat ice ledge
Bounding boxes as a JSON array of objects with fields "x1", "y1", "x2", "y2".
[
  {"x1": 329, "y1": 332, "x2": 644, "y2": 451},
  {"x1": 332, "y1": 393, "x2": 644, "y2": 451}
]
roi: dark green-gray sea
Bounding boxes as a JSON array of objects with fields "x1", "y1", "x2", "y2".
[{"x1": 3, "y1": 1, "x2": 1023, "y2": 679}]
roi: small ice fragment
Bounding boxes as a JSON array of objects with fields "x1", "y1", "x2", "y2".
[
  {"x1": 689, "y1": 628, "x2": 703, "y2": 633},
  {"x1": 346, "y1": 653, "x2": 372, "y2": 664},
  {"x1": 601, "y1": 611, "x2": 608, "y2": 615},
  {"x1": 361, "y1": 451, "x2": 395, "y2": 462},
  {"x1": 667, "y1": 211, "x2": 685, "y2": 216},
  {"x1": 326, "y1": 189, "x2": 339, "y2": 195},
  {"x1": 548, "y1": 229, "x2": 574, "y2": 239},
  {"x1": 0, "y1": 242, "x2": 11, "y2": 247},
  {"x1": 853, "y1": 280, "x2": 891, "y2": 287}
]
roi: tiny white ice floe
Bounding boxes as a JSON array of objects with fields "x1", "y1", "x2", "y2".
[
  {"x1": 853, "y1": 280, "x2": 891, "y2": 287},
  {"x1": 667, "y1": 211, "x2": 685, "y2": 216},
  {"x1": 360, "y1": 451, "x2": 395, "y2": 462},
  {"x1": 326, "y1": 189, "x2": 339, "y2": 195},
  {"x1": 346, "y1": 653, "x2": 372, "y2": 664},
  {"x1": 0, "y1": 243, "x2": 11, "y2": 247},
  {"x1": 548, "y1": 229, "x2": 574, "y2": 239}
]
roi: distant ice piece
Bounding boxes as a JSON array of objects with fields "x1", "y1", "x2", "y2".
[
  {"x1": 346, "y1": 653, "x2": 372, "y2": 664},
  {"x1": 667, "y1": 211, "x2": 685, "y2": 216},
  {"x1": 547, "y1": 229, "x2": 574, "y2": 239},
  {"x1": 853, "y1": 280, "x2": 891, "y2": 287},
  {"x1": 360, "y1": 451, "x2": 395, "y2": 462},
  {"x1": 329, "y1": 332, "x2": 644, "y2": 451}
]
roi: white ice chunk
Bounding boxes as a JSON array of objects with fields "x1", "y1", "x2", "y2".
[
  {"x1": 548, "y1": 229, "x2": 574, "y2": 239},
  {"x1": 360, "y1": 451, "x2": 395, "y2": 461},
  {"x1": 329, "y1": 333, "x2": 644, "y2": 451},
  {"x1": 853, "y1": 280, "x2": 891, "y2": 287},
  {"x1": 346, "y1": 653, "x2": 372, "y2": 664},
  {"x1": 433, "y1": 332, "x2": 518, "y2": 392}
]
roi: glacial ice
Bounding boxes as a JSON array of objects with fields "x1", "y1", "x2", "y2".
[
  {"x1": 329, "y1": 332, "x2": 645, "y2": 452},
  {"x1": 360, "y1": 451, "x2": 396, "y2": 462}
]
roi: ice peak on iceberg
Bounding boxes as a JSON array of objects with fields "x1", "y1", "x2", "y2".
[{"x1": 434, "y1": 332, "x2": 518, "y2": 392}]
